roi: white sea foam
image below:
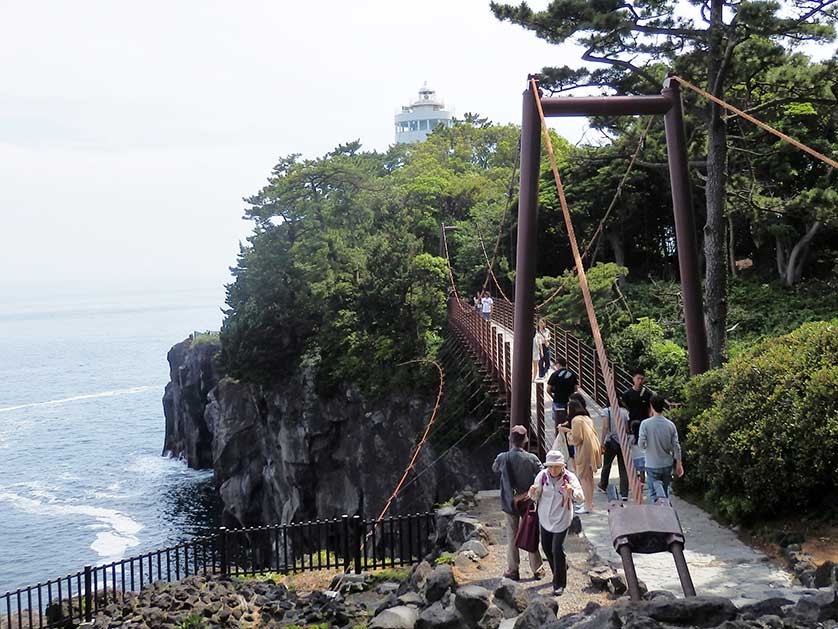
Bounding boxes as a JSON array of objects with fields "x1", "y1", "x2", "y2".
[
  {"x1": 0, "y1": 386, "x2": 156, "y2": 413},
  {"x1": 0, "y1": 492, "x2": 143, "y2": 561}
]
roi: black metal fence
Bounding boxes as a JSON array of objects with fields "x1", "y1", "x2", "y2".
[{"x1": 1, "y1": 512, "x2": 435, "y2": 629}]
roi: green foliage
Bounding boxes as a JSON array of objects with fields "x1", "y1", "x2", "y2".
[
  {"x1": 218, "y1": 121, "x2": 530, "y2": 395},
  {"x1": 179, "y1": 614, "x2": 206, "y2": 629},
  {"x1": 190, "y1": 332, "x2": 220, "y2": 348},
  {"x1": 367, "y1": 566, "x2": 411, "y2": 584},
  {"x1": 607, "y1": 317, "x2": 688, "y2": 400},
  {"x1": 434, "y1": 553, "x2": 456, "y2": 566},
  {"x1": 675, "y1": 320, "x2": 838, "y2": 523},
  {"x1": 535, "y1": 262, "x2": 629, "y2": 340}
]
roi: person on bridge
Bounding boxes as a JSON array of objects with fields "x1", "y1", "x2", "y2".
[
  {"x1": 558, "y1": 399, "x2": 601, "y2": 514},
  {"x1": 547, "y1": 356, "x2": 579, "y2": 469},
  {"x1": 473, "y1": 292, "x2": 481, "y2": 312},
  {"x1": 599, "y1": 402, "x2": 630, "y2": 500},
  {"x1": 528, "y1": 450, "x2": 584, "y2": 596},
  {"x1": 536, "y1": 318, "x2": 551, "y2": 381},
  {"x1": 532, "y1": 330, "x2": 543, "y2": 382},
  {"x1": 480, "y1": 290, "x2": 494, "y2": 321},
  {"x1": 622, "y1": 370, "x2": 652, "y2": 429},
  {"x1": 492, "y1": 425, "x2": 546, "y2": 582},
  {"x1": 639, "y1": 394, "x2": 684, "y2": 503}
]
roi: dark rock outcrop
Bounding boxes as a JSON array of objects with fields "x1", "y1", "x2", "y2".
[
  {"x1": 162, "y1": 337, "x2": 222, "y2": 468},
  {"x1": 162, "y1": 339, "x2": 497, "y2": 527}
]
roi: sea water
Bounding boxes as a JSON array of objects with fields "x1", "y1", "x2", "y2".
[{"x1": 0, "y1": 287, "x2": 224, "y2": 593}]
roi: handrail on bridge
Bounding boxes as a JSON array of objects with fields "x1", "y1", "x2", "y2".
[{"x1": 448, "y1": 297, "x2": 649, "y2": 458}]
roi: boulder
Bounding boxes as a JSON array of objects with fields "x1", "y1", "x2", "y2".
[
  {"x1": 493, "y1": 582, "x2": 530, "y2": 618},
  {"x1": 587, "y1": 566, "x2": 614, "y2": 591},
  {"x1": 416, "y1": 601, "x2": 462, "y2": 629},
  {"x1": 738, "y1": 596, "x2": 794, "y2": 620},
  {"x1": 814, "y1": 560, "x2": 836, "y2": 588},
  {"x1": 641, "y1": 596, "x2": 738, "y2": 627},
  {"x1": 459, "y1": 540, "x2": 490, "y2": 558},
  {"x1": 447, "y1": 514, "x2": 490, "y2": 549},
  {"x1": 790, "y1": 590, "x2": 838, "y2": 623},
  {"x1": 410, "y1": 560, "x2": 434, "y2": 590},
  {"x1": 425, "y1": 565, "x2": 456, "y2": 603},
  {"x1": 370, "y1": 605, "x2": 420, "y2": 629},
  {"x1": 454, "y1": 585, "x2": 492, "y2": 623},
  {"x1": 478, "y1": 605, "x2": 504, "y2": 629},
  {"x1": 512, "y1": 597, "x2": 559, "y2": 629},
  {"x1": 398, "y1": 591, "x2": 425, "y2": 607}
]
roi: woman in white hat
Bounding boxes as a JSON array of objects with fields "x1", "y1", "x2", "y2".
[{"x1": 528, "y1": 450, "x2": 585, "y2": 596}]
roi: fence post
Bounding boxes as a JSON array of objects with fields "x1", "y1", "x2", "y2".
[
  {"x1": 83, "y1": 565, "x2": 92, "y2": 622},
  {"x1": 352, "y1": 515, "x2": 362, "y2": 575},
  {"x1": 219, "y1": 527, "x2": 229, "y2": 576},
  {"x1": 342, "y1": 515, "x2": 350, "y2": 572}
]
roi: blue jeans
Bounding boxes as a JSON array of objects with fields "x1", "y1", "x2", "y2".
[
  {"x1": 645, "y1": 466, "x2": 672, "y2": 503},
  {"x1": 481, "y1": 311, "x2": 491, "y2": 320},
  {"x1": 538, "y1": 347, "x2": 551, "y2": 378}
]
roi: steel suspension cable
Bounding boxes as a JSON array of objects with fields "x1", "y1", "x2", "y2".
[
  {"x1": 671, "y1": 75, "x2": 838, "y2": 170},
  {"x1": 531, "y1": 79, "x2": 644, "y2": 504},
  {"x1": 476, "y1": 222, "x2": 512, "y2": 303},
  {"x1": 369, "y1": 359, "x2": 445, "y2": 536},
  {"x1": 440, "y1": 225, "x2": 461, "y2": 303},
  {"x1": 481, "y1": 137, "x2": 521, "y2": 294},
  {"x1": 535, "y1": 117, "x2": 654, "y2": 311}
]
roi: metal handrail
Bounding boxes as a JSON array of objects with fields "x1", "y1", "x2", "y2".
[{"x1": 1, "y1": 512, "x2": 435, "y2": 628}]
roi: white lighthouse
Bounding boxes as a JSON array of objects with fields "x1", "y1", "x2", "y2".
[{"x1": 394, "y1": 83, "x2": 454, "y2": 144}]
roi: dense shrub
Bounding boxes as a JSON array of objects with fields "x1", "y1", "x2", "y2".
[
  {"x1": 606, "y1": 317, "x2": 688, "y2": 400},
  {"x1": 675, "y1": 319, "x2": 838, "y2": 523}
]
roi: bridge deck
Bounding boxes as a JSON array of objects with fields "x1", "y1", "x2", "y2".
[{"x1": 475, "y1": 313, "x2": 813, "y2": 605}]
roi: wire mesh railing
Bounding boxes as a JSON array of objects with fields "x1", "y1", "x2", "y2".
[{"x1": 1, "y1": 512, "x2": 435, "y2": 629}]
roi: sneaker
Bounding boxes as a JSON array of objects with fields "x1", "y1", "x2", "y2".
[
  {"x1": 553, "y1": 587, "x2": 565, "y2": 596},
  {"x1": 534, "y1": 566, "x2": 546, "y2": 580},
  {"x1": 597, "y1": 484, "x2": 607, "y2": 493},
  {"x1": 575, "y1": 506, "x2": 591, "y2": 515},
  {"x1": 503, "y1": 570, "x2": 520, "y2": 581}
]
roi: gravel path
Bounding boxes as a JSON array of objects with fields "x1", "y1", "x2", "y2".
[{"x1": 456, "y1": 489, "x2": 612, "y2": 614}]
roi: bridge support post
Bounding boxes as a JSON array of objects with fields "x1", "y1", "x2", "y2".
[
  {"x1": 510, "y1": 80, "x2": 542, "y2": 432},
  {"x1": 663, "y1": 76, "x2": 709, "y2": 375}
]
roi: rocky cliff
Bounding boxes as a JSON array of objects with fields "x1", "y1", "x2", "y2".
[{"x1": 162, "y1": 337, "x2": 498, "y2": 528}]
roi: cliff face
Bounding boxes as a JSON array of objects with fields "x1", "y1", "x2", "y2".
[{"x1": 163, "y1": 338, "x2": 497, "y2": 527}]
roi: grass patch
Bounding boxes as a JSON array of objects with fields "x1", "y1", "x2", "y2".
[
  {"x1": 191, "y1": 332, "x2": 220, "y2": 347},
  {"x1": 179, "y1": 613, "x2": 206, "y2": 629},
  {"x1": 367, "y1": 566, "x2": 411, "y2": 584},
  {"x1": 435, "y1": 553, "x2": 456, "y2": 566}
]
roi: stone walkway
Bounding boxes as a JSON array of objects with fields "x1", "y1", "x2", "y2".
[
  {"x1": 489, "y1": 320, "x2": 819, "y2": 607},
  {"x1": 463, "y1": 489, "x2": 611, "y2": 615}
]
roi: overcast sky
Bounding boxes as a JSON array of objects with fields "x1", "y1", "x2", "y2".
[{"x1": 0, "y1": 1, "x2": 643, "y2": 300}]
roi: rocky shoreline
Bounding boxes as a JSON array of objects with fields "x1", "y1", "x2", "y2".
[{"x1": 40, "y1": 490, "x2": 835, "y2": 628}]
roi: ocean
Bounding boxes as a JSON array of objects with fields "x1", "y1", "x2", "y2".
[{"x1": 0, "y1": 287, "x2": 224, "y2": 594}]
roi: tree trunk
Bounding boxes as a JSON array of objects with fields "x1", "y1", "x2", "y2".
[
  {"x1": 728, "y1": 214, "x2": 736, "y2": 276},
  {"x1": 775, "y1": 235, "x2": 788, "y2": 278},
  {"x1": 785, "y1": 222, "x2": 821, "y2": 286},
  {"x1": 703, "y1": 0, "x2": 728, "y2": 368},
  {"x1": 606, "y1": 228, "x2": 626, "y2": 268}
]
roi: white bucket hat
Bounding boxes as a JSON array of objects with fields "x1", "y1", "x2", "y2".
[{"x1": 544, "y1": 450, "x2": 565, "y2": 467}]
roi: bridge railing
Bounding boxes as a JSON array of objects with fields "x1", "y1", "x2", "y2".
[
  {"x1": 492, "y1": 300, "x2": 636, "y2": 408},
  {"x1": 449, "y1": 297, "x2": 649, "y2": 458},
  {"x1": 1, "y1": 512, "x2": 435, "y2": 629}
]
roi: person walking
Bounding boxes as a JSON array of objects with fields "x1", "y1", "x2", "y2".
[
  {"x1": 598, "y1": 403, "x2": 630, "y2": 500},
  {"x1": 492, "y1": 426, "x2": 545, "y2": 581},
  {"x1": 558, "y1": 399, "x2": 601, "y2": 514},
  {"x1": 638, "y1": 394, "x2": 684, "y2": 503},
  {"x1": 480, "y1": 291, "x2": 494, "y2": 321},
  {"x1": 532, "y1": 331, "x2": 542, "y2": 382},
  {"x1": 546, "y1": 356, "x2": 579, "y2": 467},
  {"x1": 622, "y1": 370, "x2": 651, "y2": 428},
  {"x1": 536, "y1": 319, "x2": 551, "y2": 381},
  {"x1": 528, "y1": 450, "x2": 584, "y2": 596},
  {"x1": 473, "y1": 292, "x2": 481, "y2": 312}
]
